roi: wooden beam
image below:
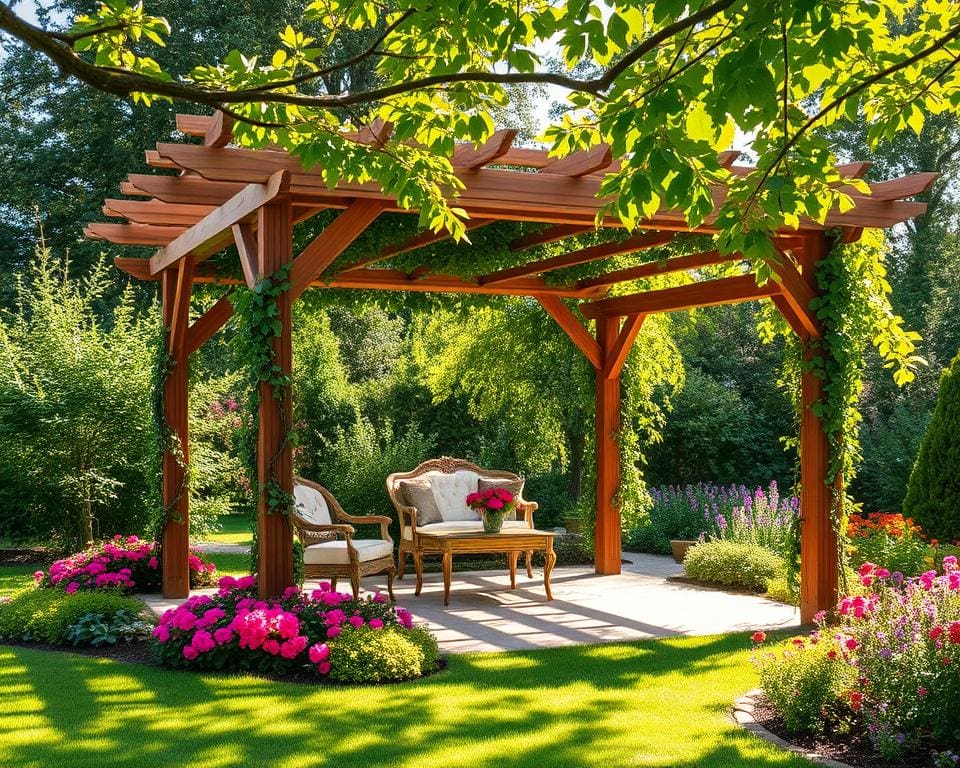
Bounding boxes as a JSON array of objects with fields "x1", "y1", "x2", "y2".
[
  {"x1": 603, "y1": 314, "x2": 645, "y2": 380},
  {"x1": 480, "y1": 232, "x2": 674, "y2": 286},
  {"x1": 114, "y1": 257, "x2": 154, "y2": 280},
  {"x1": 289, "y1": 199, "x2": 388, "y2": 299},
  {"x1": 537, "y1": 295, "x2": 602, "y2": 369},
  {"x1": 453, "y1": 129, "x2": 517, "y2": 169},
  {"x1": 103, "y1": 199, "x2": 216, "y2": 226},
  {"x1": 329, "y1": 268, "x2": 597, "y2": 297},
  {"x1": 771, "y1": 294, "x2": 809, "y2": 339},
  {"x1": 145, "y1": 150, "x2": 180, "y2": 169},
  {"x1": 347, "y1": 118, "x2": 393, "y2": 147},
  {"x1": 204, "y1": 110, "x2": 234, "y2": 147},
  {"x1": 578, "y1": 250, "x2": 737, "y2": 290},
  {"x1": 257, "y1": 198, "x2": 295, "y2": 598},
  {"x1": 541, "y1": 144, "x2": 613, "y2": 176},
  {"x1": 175, "y1": 113, "x2": 211, "y2": 136},
  {"x1": 863, "y1": 172, "x2": 938, "y2": 200},
  {"x1": 770, "y1": 254, "x2": 820, "y2": 338},
  {"x1": 85, "y1": 222, "x2": 186, "y2": 245},
  {"x1": 232, "y1": 223, "x2": 258, "y2": 289},
  {"x1": 126, "y1": 174, "x2": 248, "y2": 205},
  {"x1": 150, "y1": 169, "x2": 290, "y2": 274},
  {"x1": 511, "y1": 224, "x2": 597, "y2": 251},
  {"x1": 799, "y1": 232, "x2": 839, "y2": 623},
  {"x1": 580, "y1": 274, "x2": 780, "y2": 319},
  {"x1": 187, "y1": 292, "x2": 235, "y2": 354},
  {"x1": 595, "y1": 315, "x2": 621, "y2": 574},
  {"x1": 343, "y1": 217, "x2": 493, "y2": 271},
  {"x1": 718, "y1": 150, "x2": 740, "y2": 167}
]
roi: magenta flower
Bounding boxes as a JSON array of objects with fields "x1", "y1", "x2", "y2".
[{"x1": 309, "y1": 643, "x2": 330, "y2": 664}]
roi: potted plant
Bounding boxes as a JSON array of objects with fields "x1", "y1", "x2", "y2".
[
  {"x1": 466, "y1": 488, "x2": 516, "y2": 533},
  {"x1": 670, "y1": 539, "x2": 698, "y2": 564}
]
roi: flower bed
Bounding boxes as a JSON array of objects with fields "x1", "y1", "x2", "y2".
[
  {"x1": 152, "y1": 576, "x2": 440, "y2": 683},
  {"x1": 753, "y1": 557, "x2": 960, "y2": 764},
  {"x1": 33, "y1": 535, "x2": 217, "y2": 593},
  {"x1": 847, "y1": 511, "x2": 960, "y2": 578}
]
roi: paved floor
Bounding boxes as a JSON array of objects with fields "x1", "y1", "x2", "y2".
[{"x1": 142, "y1": 552, "x2": 799, "y2": 653}]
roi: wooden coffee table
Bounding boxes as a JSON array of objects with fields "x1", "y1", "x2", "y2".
[{"x1": 413, "y1": 528, "x2": 556, "y2": 605}]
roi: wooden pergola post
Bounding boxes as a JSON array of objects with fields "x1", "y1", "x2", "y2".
[
  {"x1": 799, "y1": 233, "x2": 840, "y2": 623},
  {"x1": 256, "y1": 197, "x2": 295, "y2": 598},
  {"x1": 160, "y1": 259, "x2": 192, "y2": 598},
  {"x1": 594, "y1": 315, "x2": 622, "y2": 574}
]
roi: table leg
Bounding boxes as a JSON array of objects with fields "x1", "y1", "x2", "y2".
[
  {"x1": 525, "y1": 549, "x2": 533, "y2": 578},
  {"x1": 508, "y1": 550, "x2": 518, "y2": 589},
  {"x1": 414, "y1": 547, "x2": 424, "y2": 596},
  {"x1": 441, "y1": 548, "x2": 452, "y2": 606},
  {"x1": 544, "y1": 542, "x2": 556, "y2": 601}
]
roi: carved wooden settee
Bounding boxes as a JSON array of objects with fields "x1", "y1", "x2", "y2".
[{"x1": 386, "y1": 457, "x2": 538, "y2": 578}]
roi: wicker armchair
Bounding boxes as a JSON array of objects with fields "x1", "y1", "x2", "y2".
[
  {"x1": 291, "y1": 477, "x2": 396, "y2": 600},
  {"x1": 386, "y1": 457, "x2": 538, "y2": 579}
]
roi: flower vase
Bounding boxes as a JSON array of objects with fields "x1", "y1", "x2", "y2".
[{"x1": 482, "y1": 510, "x2": 505, "y2": 534}]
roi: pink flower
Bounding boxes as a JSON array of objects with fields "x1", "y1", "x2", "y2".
[
  {"x1": 309, "y1": 643, "x2": 330, "y2": 664},
  {"x1": 943, "y1": 555, "x2": 958, "y2": 572},
  {"x1": 326, "y1": 626, "x2": 342, "y2": 639},
  {"x1": 213, "y1": 627, "x2": 234, "y2": 645},
  {"x1": 280, "y1": 639, "x2": 303, "y2": 659},
  {"x1": 845, "y1": 637, "x2": 859, "y2": 651},
  {"x1": 494, "y1": 488, "x2": 514, "y2": 502},
  {"x1": 33, "y1": 571, "x2": 45, "y2": 582},
  {"x1": 372, "y1": 592, "x2": 387, "y2": 603},
  {"x1": 918, "y1": 687, "x2": 928, "y2": 697},
  {"x1": 348, "y1": 615, "x2": 364, "y2": 628},
  {"x1": 316, "y1": 661, "x2": 331, "y2": 675},
  {"x1": 65, "y1": 582, "x2": 79, "y2": 594},
  {"x1": 369, "y1": 619, "x2": 384, "y2": 630},
  {"x1": 191, "y1": 630, "x2": 216, "y2": 653},
  {"x1": 182, "y1": 646, "x2": 199, "y2": 661},
  {"x1": 153, "y1": 625, "x2": 170, "y2": 643},
  {"x1": 858, "y1": 562, "x2": 875, "y2": 577},
  {"x1": 487, "y1": 497, "x2": 505, "y2": 510},
  {"x1": 263, "y1": 639, "x2": 281, "y2": 656},
  {"x1": 465, "y1": 492, "x2": 481, "y2": 505},
  {"x1": 751, "y1": 631, "x2": 766, "y2": 644}
]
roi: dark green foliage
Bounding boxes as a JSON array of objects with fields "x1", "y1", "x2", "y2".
[
  {"x1": 683, "y1": 540, "x2": 785, "y2": 592},
  {"x1": 0, "y1": 589, "x2": 147, "y2": 644},
  {"x1": 326, "y1": 625, "x2": 439, "y2": 683},
  {"x1": 65, "y1": 610, "x2": 154, "y2": 647},
  {"x1": 903, "y1": 353, "x2": 960, "y2": 541}
]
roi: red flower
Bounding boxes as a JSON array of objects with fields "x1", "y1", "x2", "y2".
[
  {"x1": 751, "y1": 631, "x2": 766, "y2": 644},
  {"x1": 930, "y1": 626, "x2": 944, "y2": 641},
  {"x1": 948, "y1": 621, "x2": 960, "y2": 645},
  {"x1": 845, "y1": 637, "x2": 859, "y2": 651},
  {"x1": 849, "y1": 691, "x2": 864, "y2": 711}
]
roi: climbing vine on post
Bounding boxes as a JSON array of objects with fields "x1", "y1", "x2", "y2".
[{"x1": 231, "y1": 263, "x2": 298, "y2": 521}]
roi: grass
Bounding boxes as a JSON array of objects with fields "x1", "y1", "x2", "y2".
[
  {"x1": 0, "y1": 634, "x2": 812, "y2": 768},
  {"x1": 205, "y1": 552, "x2": 250, "y2": 577},
  {"x1": 201, "y1": 515, "x2": 253, "y2": 546},
  {"x1": 0, "y1": 565, "x2": 37, "y2": 597}
]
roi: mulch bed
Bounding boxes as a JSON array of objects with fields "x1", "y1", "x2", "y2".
[
  {"x1": 0, "y1": 548, "x2": 63, "y2": 566},
  {"x1": 0, "y1": 639, "x2": 447, "y2": 686},
  {"x1": 751, "y1": 692, "x2": 940, "y2": 768}
]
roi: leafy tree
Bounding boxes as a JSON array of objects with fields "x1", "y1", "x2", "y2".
[
  {"x1": 0, "y1": 245, "x2": 157, "y2": 546},
  {"x1": 902, "y1": 351, "x2": 960, "y2": 541}
]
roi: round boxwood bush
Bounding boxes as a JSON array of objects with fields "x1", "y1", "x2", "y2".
[
  {"x1": 0, "y1": 588, "x2": 148, "y2": 644},
  {"x1": 683, "y1": 539, "x2": 784, "y2": 592},
  {"x1": 327, "y1": 625, "x2": 439, "y2": 683}
]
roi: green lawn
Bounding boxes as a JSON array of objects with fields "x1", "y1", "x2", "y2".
[
  {"x1": 205, "y1": 551, "x2": 250, "y2": 576},
  {"x1": 201, "y1": 515, "x2": 253, "y2": 546},
  {"x1": 0, "y1": 634, "x2": 811, "y2": 768},
  {"x1": 0, "y1": 565, "x2": 36, "y2": 597}
]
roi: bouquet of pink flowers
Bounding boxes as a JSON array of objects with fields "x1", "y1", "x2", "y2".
[{"x1": 466, "y1": 487, "x2": 516, "y2": 514}]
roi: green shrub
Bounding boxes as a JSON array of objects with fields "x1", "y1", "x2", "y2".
[
  {"x1": 683, "y1": 539, "x2": 784, "y2": 592},
  {"x1": 753, "y1": 637, "x2": 853, "y2": 733},
  {"x1": 66, "y1": 610, "x2": 153, "y2": 646},
  {"x1": 327, "y1": 625, "x2": 438, "y2": 683},
  {"x1": 764, "y1": 575, "x2": 799, "y2": 605},
  {"x1": 903, "y1": 351, "x2": 960, "y2": 541},
  {"x1": 0, "y1": 588, "x2": 147, "y2": 644}
]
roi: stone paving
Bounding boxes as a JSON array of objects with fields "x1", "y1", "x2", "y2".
[{"x1": 142, "y1": 552, "x2": 799, "y2": 654}]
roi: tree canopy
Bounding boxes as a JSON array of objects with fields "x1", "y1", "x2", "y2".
[{"x1": 2, "y1": 0, "x2": 960, "y2": 263}]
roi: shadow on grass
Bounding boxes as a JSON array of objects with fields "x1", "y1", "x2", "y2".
[{"x1": 0, "y1": 632, "x2": 811, "y2": 768}]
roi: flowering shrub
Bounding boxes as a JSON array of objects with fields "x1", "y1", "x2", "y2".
[
  {"x1": 632, "y1": 481, "x2": 798, "y2": 556},
  {"x1": 754, "y1": 557, "x2": 960, "y2": 758},
  {"x1": 847, "y1": 512, "x2": 929, "y2": 576},
  {"x1": 33, "y1": 535, "x2": 217, "y2": 594},
  {"x1": 152, "y1": 576, "x2": 438, "y2": 682}
]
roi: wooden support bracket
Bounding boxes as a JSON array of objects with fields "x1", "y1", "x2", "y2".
[
  {"x1": 537, "y1": 295, "x2": 602, "y2": 369},
  {"x1": 187, "y1": 292, "x2": 235, "y2": 354},
  {"x1": 232, "y1": 223, "x2": 259, "y2": 289},
  {"x1": 167, "y1": 256, "x2": 194, "y2": 359},
  {"x1": 603, "y1": 314, "x2": 645, "y2": 380}
]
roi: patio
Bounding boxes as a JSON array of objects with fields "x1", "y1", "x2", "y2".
[{"x1": 142, "y1": 554, "x2": 799, "y2": 653}]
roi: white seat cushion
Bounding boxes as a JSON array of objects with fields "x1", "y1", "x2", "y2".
[
  {"x1": 403, "y1": 519, "x2": 529, "y2": 541},
  {"x1": 303, "y1": 539, "x2": 393, "y2": 565},
  {"x1": 293, "y1": 484, "x2": 332, "y2": 526}
]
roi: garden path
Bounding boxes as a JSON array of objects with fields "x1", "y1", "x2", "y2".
[{"x1": 142, "y1": 553, "x2": 800, "y2": 653}]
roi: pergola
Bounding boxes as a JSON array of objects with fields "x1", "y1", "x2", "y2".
[{"x1": 85, "y1": 112, "x2": 934, "y2": 622}]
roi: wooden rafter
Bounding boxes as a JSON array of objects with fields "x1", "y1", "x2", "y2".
[
  {"x1": 150, "y1": 169, "x2": 290, "y2": 274},
  {"x1": 453, "y1": 129, "x2": 517, "y2": 169},
  {"x1": 204, "y1": 110, "x2": 234, "y2": 148},
  {"x1": 510, "y1": 224, "x2": 597, "y2": 251},
  {"x1": 104, "y1": 199, "x2": 215, "y2": 227},
  {"x1": 480, "y1": 231, "x2": 674, "y2": 286},
  {"x1": 289, "y1": 199, "x2": 389, "y2": 298},
  {"x1": 603, "y1": 314, "x2": 645, "y2": 380},
  {"x1": 537, "y1": 295, "x2": 602, "y2": 369},
  {"x1": 577, "y1": 249, "x2": 738, "y2": 290},
  {"x1": 541, "y1": 144, "x2": 613, "y2": 176},
  {"x1": 86, "y1": 222, "x2": 187, "y2": 245},
  {"x1": 579, "y1": 274, "x2": 781, "y2": 319}
]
